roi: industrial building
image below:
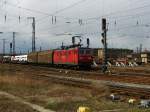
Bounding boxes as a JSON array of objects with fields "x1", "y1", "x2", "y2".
[
  {"x1": 92, "y1": 48, "x2": 133, "y2": 64},
  {"x1": 141, "y1": 52, "x2": 150, "y2": 64}
]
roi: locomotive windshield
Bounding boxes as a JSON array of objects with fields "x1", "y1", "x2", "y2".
[{"x1": 85, "y1": 50, "x2": 91, "y2": 54}]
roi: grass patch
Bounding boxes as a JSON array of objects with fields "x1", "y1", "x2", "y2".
[
  {"x1": 0, "y1": 75, "x2": 49, "y2": 96},
  {"x1": 127, "y1": 108, "x2": 150, "y2": 112},
  {"x1": 45, "y1": 97, "x2": 127, "y2": 112},
  {"x1": 0, "y1": 64, "x2": 150, "y2": 112},
  {"x1": 0, "y1": 95, "x2": 38, "y2": 112},
  {"x1": 45, "y1": 100, "x2": 91, "y2": 112}
]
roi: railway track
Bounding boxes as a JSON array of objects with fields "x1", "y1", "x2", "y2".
[
  {"x1": 21, "y1": 63, "x2": 148, "y2": 74},
  {"x1": 36, "y1": 71, "x2": 150, "y2": 85},
  {"x1": 30, "y1": 73, "x2": 150, "y2": 98},
  {"x1": 9, "y1": 63, "x2": 150, "y2": 85},
  {"x1": 2, "y1": 64, "x2": 150, "y2": 98},
  {"x1": 11, "y1": 63, "x2": 150, "y2": 75}
]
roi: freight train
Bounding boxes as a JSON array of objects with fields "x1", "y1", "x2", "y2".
[
  {"x1": 1, "y1": 37, "x2": 93, "y2": 68},
  {"x1": 27, "y1": 36, "x2": 93, "y2": 68},
  {"x1": 27, "y1": 47, "x2": 93, "y2": 68},
  {"x1": 1, "y1": 47, "x2": 93, "y2": 68}
]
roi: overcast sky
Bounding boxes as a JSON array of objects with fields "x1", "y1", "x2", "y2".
[{"x1": 0, "y1": 0, "x2": 150, "y2": 53}]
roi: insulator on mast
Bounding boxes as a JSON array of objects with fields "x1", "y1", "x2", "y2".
[
  {"x1": 4, "y1": 15, "x2": 7, "y2": 23},
  {"x1": 52, "y1": 16, "x2": 53, "y2": 24},
  {"x1": 55, "y1": 16, "x2": 57, "y2": 24},
  {"x1": 19, "y1": 16, "x2": 21, "y2": 23}
]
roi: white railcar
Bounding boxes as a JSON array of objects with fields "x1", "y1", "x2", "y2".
[{"x1": 11, "y1": 55, "x2": 27, "y2": 63}]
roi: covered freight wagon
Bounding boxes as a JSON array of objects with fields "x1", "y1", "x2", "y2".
[
  {"x1": 37, "y1": 50, "x2": 53, "y2": 64},
  {"x1": 27, "y1": 52, "x2": 38, "y2": 63}
]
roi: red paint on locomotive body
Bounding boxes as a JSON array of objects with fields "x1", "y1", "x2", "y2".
[
  {"x1": 53, "y1": 47, "x2": 78, "y2": 65},
  {"x1": 53, "y1": 47, "x2": 92, "y2": 67}
]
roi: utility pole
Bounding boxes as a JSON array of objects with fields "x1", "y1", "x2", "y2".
[
  {"x1": 28, "y1": 17, "x2": 36, "y2": 52},
  {"x1": 140, "y1": 44, "x2": 142, "y2": 53},
  {"x1": 101, "y1": 18, "x2": 108, "y2": 73},
  {"x1": 2, "y1": 39, "x2": 6, "y2": 56},
  {"x1": 136, "y1": 47, "x2": 139, "y2": 53},
  {"x1": 40, "y1": 46, "x2": 42, "y2": 51},
  {"x1": 10, "y1": 42, "x2": 12, "y2": 56},
  {"x1": 13, "y1": 32, "x2": 16, "y2": 56}
]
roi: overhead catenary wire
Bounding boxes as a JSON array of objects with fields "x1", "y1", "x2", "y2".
[
  {"x1": 16, "y1": 16, "x2": 150, "y2": 36},
  {"x1": 1, "y1": 0, "x2": 150, "y2": 21},
  {"x1": 1, "y1": 0, "x2": 91, "y2": 32},
  {"x1": 4, "y1": 0, "x2": 150, "y2": 22},
  {"x1": 4, "y1": 0, "x2": 89, "y2": 20},
  {"x1": 2, "y1": 0, "x2": 150, "y2": 33}
]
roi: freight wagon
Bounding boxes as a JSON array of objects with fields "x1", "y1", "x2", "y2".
[
  {"x1": 37, "y1": 50, "x2": 53, "y2": 64},
  {"x1": 27, "y1": 52, "x2": 38, "y2": 63}
]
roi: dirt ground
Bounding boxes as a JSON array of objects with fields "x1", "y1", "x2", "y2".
[{"x1": 0, "y1": 63, "x2": 150, "y2": 112}]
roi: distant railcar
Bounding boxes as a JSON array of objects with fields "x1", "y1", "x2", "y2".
[
  {"x1": 11, "y1": 55, "x2": 27, "y2": 63},
  {"x1": 3, "y1": 56, "x2": 11, "y2": 63}
]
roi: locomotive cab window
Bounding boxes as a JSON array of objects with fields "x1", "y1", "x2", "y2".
[{"x1": 79, "y1": 50, "x2": 84, "y2": 54}]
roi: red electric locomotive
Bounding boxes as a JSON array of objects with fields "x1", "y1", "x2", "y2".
[
  {"x1": 53, "y1": 47, "x2": 92, "y2": 67},
  {"x1": 53, "y1": 36, "x2": 93, "y2": 68}
]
